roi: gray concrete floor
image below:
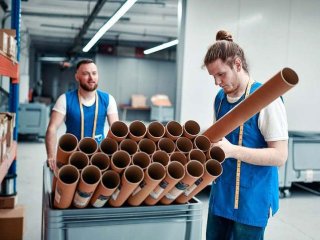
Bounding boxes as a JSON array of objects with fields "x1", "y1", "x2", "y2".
[{"x1": 16, "y1": 137, "x2": 320, "y2": 240}]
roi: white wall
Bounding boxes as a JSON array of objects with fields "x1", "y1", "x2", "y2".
[{"x1": 178, "y1": 0, "x2": 320, "y2": 132}]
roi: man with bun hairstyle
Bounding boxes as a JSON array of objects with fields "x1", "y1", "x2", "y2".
[
  {"x1": 45, "y1": 59, "x2": 119, "y2": 170},
  {"x1": 204, "y1": 30, "x2": 288, "y2": 239}
]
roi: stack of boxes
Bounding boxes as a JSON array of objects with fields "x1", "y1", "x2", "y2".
[
  {"x1": 0, "y1": 112, "x2": 24, "y2": 240},
  {"x1": 0, "y1": 29, "x2": 17, "y2": 60}
]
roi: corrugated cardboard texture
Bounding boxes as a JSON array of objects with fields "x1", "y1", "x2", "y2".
[{"x1": 0, "y1": 205, "x2": 24, "y2": 240}]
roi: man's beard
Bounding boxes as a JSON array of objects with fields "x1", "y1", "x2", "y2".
[{"x1": 80, "y1": 82, "x2": 98, "y2": 91}]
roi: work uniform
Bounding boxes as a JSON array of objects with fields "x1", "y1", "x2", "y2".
[{"x1": 207, "y1": 82, "x2": 288, "y2": 233}]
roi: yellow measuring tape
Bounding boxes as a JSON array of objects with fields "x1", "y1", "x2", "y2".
[
  {"x1": 234, "y1": 79, "x2": 253, "y2": 209},
  {"x1": 78, "y1": 90, "x2": 99, "y2": 139}
]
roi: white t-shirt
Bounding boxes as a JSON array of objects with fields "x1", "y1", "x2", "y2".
[
  {"x1": 214, "y1": 95, "x2": 288, "y2": 142},
  {"x1": 53, "y1": 93, "x2": 118, "y2": 121}
]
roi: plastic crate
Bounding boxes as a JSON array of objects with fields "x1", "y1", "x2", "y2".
[
  {"x1": 150, "y1": 105, "x2": 174, "y2": 123},
  {"x1": 42, "y1": 166, "x2": 203, "y2": 240}
]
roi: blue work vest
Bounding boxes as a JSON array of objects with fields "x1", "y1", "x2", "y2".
[
  {"x1": 209, "y1": 82, "x2": 279, "y2": 227},
  {"x1": 65, "y1": 89, "x2": 109, "y2": 144}
]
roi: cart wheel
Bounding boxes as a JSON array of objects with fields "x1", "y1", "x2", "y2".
[{"x1": 284, "y1": 189, "x2": 291, "y2": 198}]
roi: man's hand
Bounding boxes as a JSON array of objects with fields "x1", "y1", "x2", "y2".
[
  {"x1": 212, "y1": 137, "x2": 236, "y2": 159},
  {"x1": 47, "y1": 158, "x2": 56, "y2": 171}
]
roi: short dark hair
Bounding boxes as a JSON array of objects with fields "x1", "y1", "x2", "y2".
[{"x1": 76, "y1": 59, "x2": 95, "y2": 70}]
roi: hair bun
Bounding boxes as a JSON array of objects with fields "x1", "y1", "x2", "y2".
[{"x1": 216, "y1": 30, "x2": 233, "y2": 42}]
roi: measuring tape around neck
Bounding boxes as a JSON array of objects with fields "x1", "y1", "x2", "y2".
[
  {"x1": 78, "y1": 90, "x2": 99, "y2": 139},
  {"x1": 234, "y1": 79, "x2": 253, "y2": 209}
]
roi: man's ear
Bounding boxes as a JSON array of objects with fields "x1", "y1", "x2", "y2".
[{"x1": 234, "y1": 57, "x2": 242, "y2": 72}]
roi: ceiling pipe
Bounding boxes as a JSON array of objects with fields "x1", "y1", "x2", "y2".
[{"x1": 68, "y1": 0, "x2": 109, "y2": 56}]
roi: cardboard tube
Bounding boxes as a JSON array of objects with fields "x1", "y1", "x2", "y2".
[
  {"x1": 132, "y1": 152, "x2": 151, "y2": 170},
  {"x1": 90, "y1": 170, "x2": 120, "y2": 207},
  {"x1": 68, "y1": 151, "x2": 89, "y2": 171},
  {"x1": 109, "y1": 165, "x2": 144, "y2": 207},
  {"x1": 170, "y1": 151, "x2": 188, "y2": 165},
  {"x1": 151, "y1": 150, "x2": 170, "y2": 167},
  {"x1": 144, "y1": 161, "x2": 185, "y2": 206},
  {"x1": 160, "y1": 160, "x2": 204, "y2": 205},
  {"x1": 54, "y1": 165, "x2": 79, "y2": 209},
  {"x1": 119, "y1": 138, "x2": 138, "y2": 155},
  {"x1": 107, "y1": 121, "x2": 129, "y2": 142},
  {"x1": 176, "y1": 159, "x2": 223, "y2": 204},
  {"x1": 165, "y1": 121, "x2": 183, "y2": 141},
  {"x1": 188, "y1": 149, "x2": 206, "y2": 164},
  {"x1": 138, "y1": 138, "x2": 157, "y2": 156},
  {"x1": 90, "y1": 152, "x2": 110, "y2": 172},
  {"x1": 146, "y1": 121, "x2": 165, "y2": 142},
  {"x1": 110, "y1": 150, "x2": 131, "y2": 174},
  {"x1": 128, "y1": 120, "x2": 147, "y2": 142},
  {"x1": 204, "y1": 68, "x2": 299, "y2": 142},
  {"x1": 183, "y1": 120, "x2": 200, "y2": 139},
  {"x1": 127, "y1": 162, "x2": 166, "y2": 206},
  {"x1": 158, "y1": 137, "x2": 175, "y2": 154},
  {"x1": 99, "y1": 137, "x2": 118, "y2": 156},
  {"x1": 193, "y1": 135, "x2": 211, "y2": 153},
  {"x1": 206, "y1": 146, "x2": 225, "y2": 163},
  {"x1": 175, "y1": 137, "x2": 193, "y2": 155},
  {"x1": 56, "y1": 133, "x2": 78, "y2": 168},
  {"x1": 73, "y1": 165, "x2": 101, "y2": 208},
  {"x1": 78, "y1": 137, "x2": 98, "y2": 159}
]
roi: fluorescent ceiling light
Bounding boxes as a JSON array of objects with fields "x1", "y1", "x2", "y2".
[
  {"x1": 83, "y1": 0, "x2": 137, "y2": 52},
  {"x1": 143, "y1": 39, "x2": 179, "y2": 55},
  {"x1": 39, "y1": 57, "x2": 68, "y2": 62}
]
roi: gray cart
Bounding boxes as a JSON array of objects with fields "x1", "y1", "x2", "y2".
[
  {"x1": 42, "y1": 166, "x2": 203, "y2": 240},
  {"x1": 279, "y1": 131, "x2": 320, "y2": 197}
]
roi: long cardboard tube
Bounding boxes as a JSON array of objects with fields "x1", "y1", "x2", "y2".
[
  {"x1": 73, "y1": 165, "x2": 101, "y2": 208},
  {"x1": 206, "y1": 146, "x2": 225, "y2": 163},
  {"x1": 175, "y1": 137, "x2": 193, "y2": 155},
  {"x1": 110, "y1": 150, "x2": 131, "y2": 174},
  {"x1": 203, "y1": 68, "x2": 299, "y2": 142},
  {"x1": 78, "y1": 137, "x2": 98, "y2": 159},
  {"x1": 146, "y1": 121, "x2": 165, "y2": 142},
  {"x1": 193, "y1": 135, "x2": 211, "y2": 153},
  {"x1": 68, "y1": 151, "x2": 89, "y2": 171},
  {"x1": 90, "y1": 170, "x2": 120, "y2": 207},
  {"x1": 151, "y1": 150, "x2": 170, "y2": 167},
  {"x1": 144, "y1": 161, "x2": 185, "y2": 206},
  {"x1": 109, "y1": 165, "x2": 144, "y2": 207},
  {"x1": 176, "y1": 159, "x2": 223, "y2": 204},
  {"x1": 56, "y1": 133, "x2": 78, "y2": 168},
  {"x1": 170, "y1": 151, "x2": 188, "y2": 166},
  {"x1": 188, "y1": 149, "x2": 206, "y2": 164},
  {"x1": 128, "y1": 120, "x2": 147, "y2": 142},
  {"x1": 99, "y1": 137, "x2": 118, "y2": 156},
  {"x1": 107, "y1": 121, "x2": 129, "y2": 142},
  {"x1": 183, "y1": 120, "x2": 200, "y2": 139},
  {"x1": 54, "y1": 165, "x2": 79, "y2": 209},
  {"x1": 119, "y1": 138, "x2": 138, "y2": 155},
  {"x1": 90, "y1": 152, "x2": 110, "y2": 172},
  {"x1": 138, "y1": 138, "x2": 157, "y2": 156},
  {"x1": 127, "y1": 162, "x2": 166, "y2": 206},
  {"x1": 158, "y1": 137, "x2": 175, "y2": 154},
  {"x1": 160, "y1": 160, "x2": 204, "y2": 205},
  {"x1": 132, "y1": 152, "x2": 151, "y2": 170},
  {"x1": 165, "y1": 120, "x2": 183, "y2": 141}
]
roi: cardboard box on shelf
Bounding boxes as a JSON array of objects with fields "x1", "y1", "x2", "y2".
[
  {"x1": 0, "y1": 205, "x2": 24, "y2": 240},
  {"x1": 0, "y1": 112, "x2": 15, "y2": 148},
  {"x1": 0, "y1": 115, "x2": 8, "y2": 163},
  {"x1": 0, "y1": 31, "x2": 9, "y2": 53},
  {"x1": 131, "y1": 94, "x2": 147, "y2": 108},
  {"x1": 0, "y1": 29, "x2": 16, "y2": 56},
  {"x1": 0, "y1": 195, "x2": 17, "y2": 209},
  {"x1": 7, "y1": 35, "x2": 17, "y2": 58},
  {"x1": 151, "y1": 94, "x2": 172, "y2": 107}
]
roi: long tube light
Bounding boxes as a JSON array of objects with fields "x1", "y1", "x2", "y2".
[
  {"x1": 143, "y1": 39, "x2": 179, "y2": 55},
  {"x1": 82, "y1": 0, "x2": 137, "y2": 52}
]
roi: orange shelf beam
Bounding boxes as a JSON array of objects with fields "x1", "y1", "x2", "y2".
[
  {"x1": 0, "y1": 52, "x2": 19, "y2": 81},
  {"x1": 0, "y1": 141, "x2": 17, "y2": 184}
]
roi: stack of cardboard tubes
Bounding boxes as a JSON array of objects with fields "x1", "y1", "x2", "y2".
[{"x1": 52, "y1": 119, "x2": 224, "y2": 209}]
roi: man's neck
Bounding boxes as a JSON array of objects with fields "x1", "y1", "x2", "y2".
[
  {"x1": 228, "y1": 73, "x2": 250, "y2": 98},
  {"x1": 78, "y1": 88, "x2": 96, "y2": 100}
]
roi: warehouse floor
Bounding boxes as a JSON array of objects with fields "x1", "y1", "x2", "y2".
[{"x1": 16, "y1": 134, "x2": 320, "y2": 240}]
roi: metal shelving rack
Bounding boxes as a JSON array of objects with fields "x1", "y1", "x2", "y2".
[{"x1": 0, "y1": 0, "x2": 20, "y2": 189}]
